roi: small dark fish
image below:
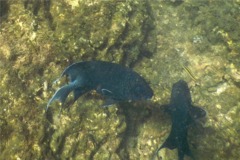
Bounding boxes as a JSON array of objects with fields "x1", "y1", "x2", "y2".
[
  {"x1": 46, "y1": 61, "x2": 153, "y2": 110},
  {"x1": 154, "y1": 80, "x2": 206, "y2": 160}
]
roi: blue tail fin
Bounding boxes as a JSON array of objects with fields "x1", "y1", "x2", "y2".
[{"x1": 46, "y1": 83, "x2": 76, "y2": 110}]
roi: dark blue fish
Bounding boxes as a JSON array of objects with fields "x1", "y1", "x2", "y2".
[
  {"x1": 46, "y1": 61, "x2": 153, "y2": 110},
  {"x1": 154, "y1": 80, "x2": 206, "y2": 160}
]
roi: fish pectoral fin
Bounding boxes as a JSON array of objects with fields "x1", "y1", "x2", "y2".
[
  {"x1": 101, "y1": 88, "x2": 113, "y2": 96},
  {"x1": 46, "y1": 83, "x2": 76, "y2": 110},
  {"x1": 190, "y1": 105, "x2": 207, "y2": 120}
]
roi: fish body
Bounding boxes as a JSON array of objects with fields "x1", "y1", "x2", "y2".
[
  {"x1": 156, "y1": 80, "x2": 206, "y2": 160},
  {"x1": 47, "y1": 61, "x2": 153, "y2": 110}
]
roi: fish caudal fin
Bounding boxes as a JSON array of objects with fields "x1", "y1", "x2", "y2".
[{"x1": 46, "y1": 83, "x2": 76, "y2": 110}]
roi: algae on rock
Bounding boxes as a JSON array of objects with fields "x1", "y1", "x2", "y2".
[
  {"x1": 1, "y1": 0, "x2": 240, "y2": 160},
  {"x1": 0, "y1": 0, "x2": 155, "y2": 159}
]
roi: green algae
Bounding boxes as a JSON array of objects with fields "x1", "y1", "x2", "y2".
[{"x1": 0, "y1": 0, "x2": 240, "y2": 160}]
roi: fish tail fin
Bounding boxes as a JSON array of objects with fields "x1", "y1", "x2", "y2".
[{"x1": 46, "y1": 83, "x2": 76, "y2": 110}]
